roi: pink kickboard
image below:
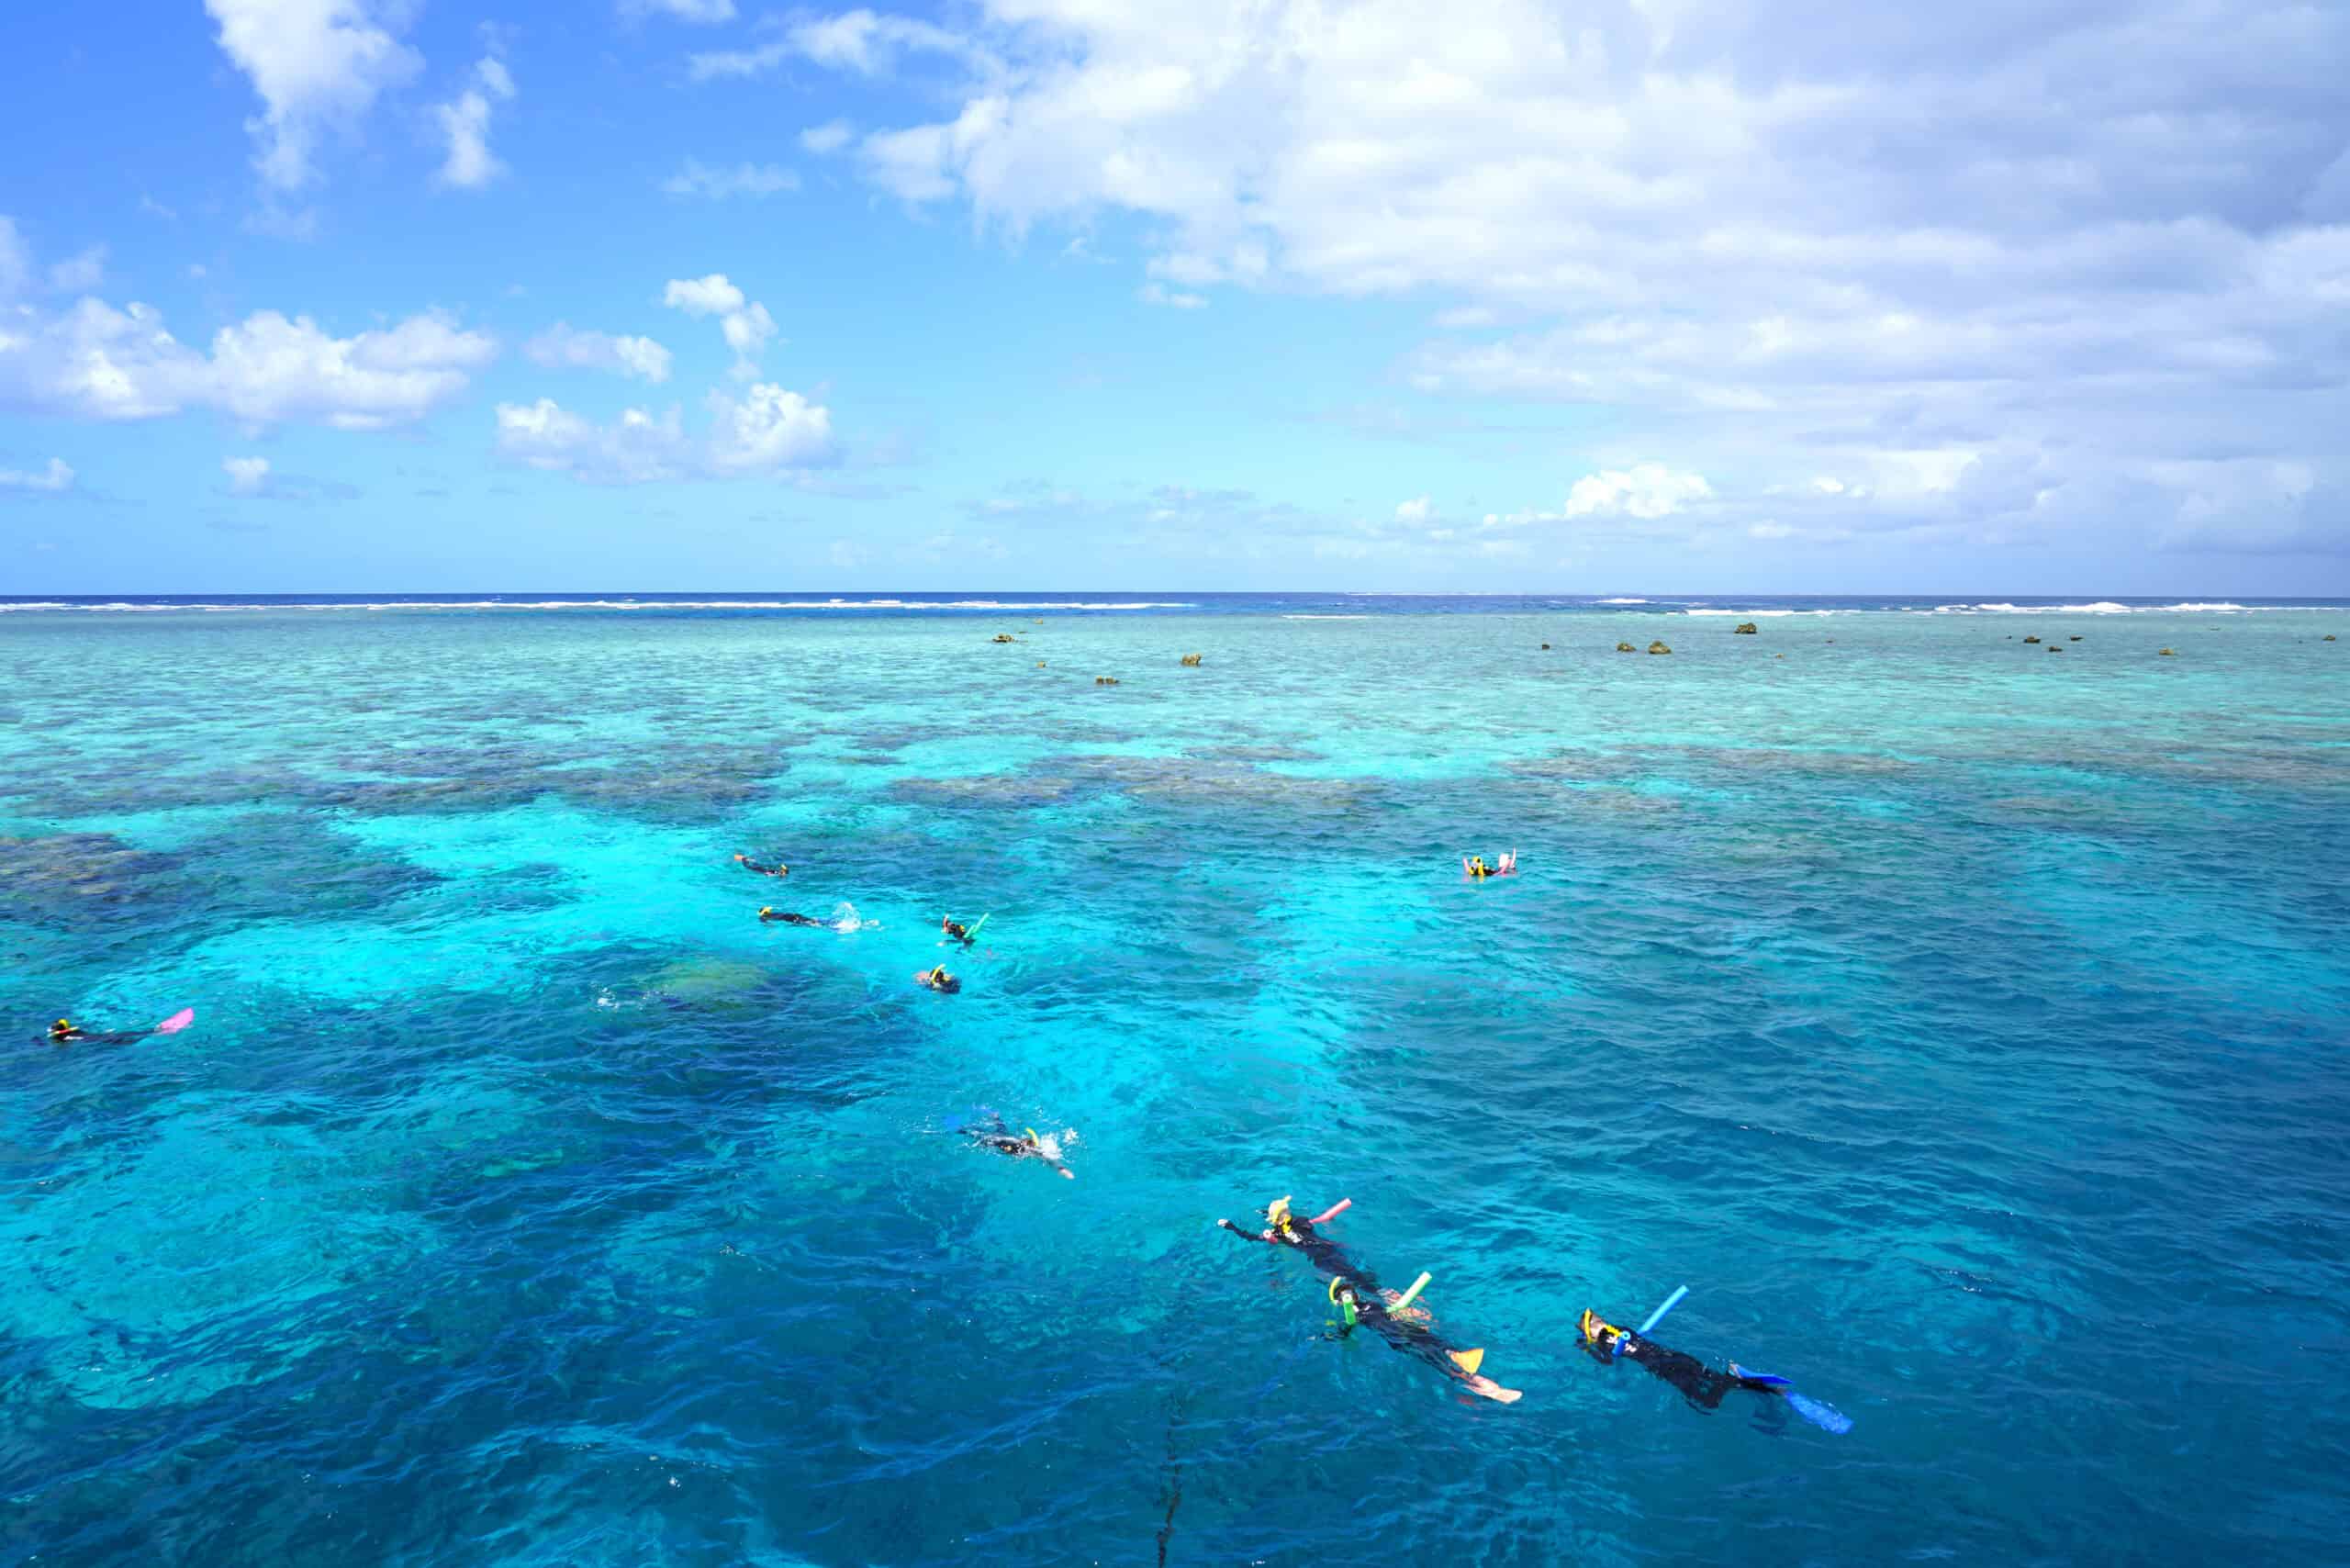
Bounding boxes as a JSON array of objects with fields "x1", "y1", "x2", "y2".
[{"x1": 153, "y1": 1008, "x2": 195, "y2": 1035}]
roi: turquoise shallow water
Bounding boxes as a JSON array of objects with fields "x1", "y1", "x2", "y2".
[{"x1": 3, "y1": 595, "x2": 2346, "y2": 1565}]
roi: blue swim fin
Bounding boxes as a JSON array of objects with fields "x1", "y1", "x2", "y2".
[{"x1": 1784, "y1": 1392, "x2": 1852, "y2": 1434}]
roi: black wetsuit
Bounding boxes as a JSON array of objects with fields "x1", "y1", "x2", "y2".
[
  {"x1": 942, "y1": 923, "x2": 973, "y2": 946},
  {"x1": 738, "y1": 858, "x2": 786, "y2": 877},
  {"x1": 1218, "y1": 1215, "x2": 1363, "y2": 1280},
  {"x1": 1224, "y1": 1218, "x2": 1486, "y2": 1382},
  {"x1": 1592, "y1": 1330, "x2": 1779, "y2": 1409},
  {"x1": 920, "y1": 972, "x2": 961, "y2": 994},
  {"x1": 760, "y1": 910, "x2": 826, "y2": 926},
  {"x1": 967, "y1": 1117, "x2": 1069, "y2": 1176},
  {"x1": 48, "y1": 1027, "x2": 148, "y2": 1046},
  {"x1": 1330, "y1": 1290, "x2": 1485, "y2": 1380}
]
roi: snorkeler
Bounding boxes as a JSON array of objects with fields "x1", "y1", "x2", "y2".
[
  {"x1": 1216, "y1": 1194, "x2": 1362, "y2": 1274},
  {"x1": 1576, "y1": 1307, "x2": 1846, "y2": 1431},
  {"x1": 733, "y1": 854, "x2": 788, "y2": 878},
  {"x1": 46, "y1": 1009, "x2": 195, "y2": 1046},
  {"x1": 758, "y1": 907, "x2": 829, "y2": 926},
  {"x1": 1463, "y1": 850, "x2": 1518, "y2": 879},
  {"x1": 963, "y1": 1114, "x2": 1076, "y2": 1179},
  {"x1": 1326, "y1": 1275, "x2": 1522, "y2": 1403},
  {"x1": 941, "y1": 916, "x2": 972, "y2": 946},
  {"x1": 1576, "y1": 1309, "x2": 1779, "y2": 1409},
  {"x1": 1220, "y1": 1195, "x2": 1520, "y2": 1403},
  {"x1": 915, "y1": 966, "x2": 961, "y2": 994}
]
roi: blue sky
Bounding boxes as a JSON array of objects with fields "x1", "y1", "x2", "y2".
[{"x1": 2, "y1": 0, "x2": 2347, "y2": 593}]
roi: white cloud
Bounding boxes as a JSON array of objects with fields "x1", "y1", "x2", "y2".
[
  {"x1": 496, "y1": 398, "x2": 692, "y2": 485},
  {"x1": 223, "y1": 454, "x2": 272, "y2": 495},
  {"x1": 688, "y1": 9, "x2": 980, "y2": 82},
  {"x1": 661, "y1": 274, "x2": 745, "y2": 317},
  {"x1": 719, "y1": 303, "x2": 777, "y2": 375},
  {"x1": 708, "y1": 382, "x2": 833, "y2": 470},
  {"x1": 1137, "y1": 282, "x2": 1205, "y2": 308},
  {"x1": 792, "y1": 10, "x2": 968, "y2": 74},
  {"x1": 0, "y1": 295, "x2": 496, "y2": 429},
  {"x1": 662, "y1": 273, "x2": 776, "y2": 376},
  {"x1": 0, "y1": 457, "x2": 73, "y2": 493},
  {"x1": 815, "y1": 0, "x2": 2350, "y2": 558},
  {"x1": 622, "y1": 0, "x2": 736, "y2": 22},
  {"x1": 493, "y1": 383, "x2": 834, "y2": 484},
  {"x1": 800, "y1": 119, "x2": 855, "y2": 155},
  {"x1": 204, "y1": 0, "x2": 421, "y2": 191},
  {"x1": 662, "y1": 160, "x2": 800, "y2": 199},
  {"x1": 1564, "y1": 465, "x2": 1716, "y2": 521},
  {"x1": 434, "y1": 56, "x2": 517, "y2": 191},
  {"x1": 48, "y1": 246, "x2": 106, "y2": 293},
  {"x1": 523, "y1": 324, "x2": 674, "y2": 384},
  {"x1": 1394, "y1": 495, "x2": 1432, "y2": 522}
]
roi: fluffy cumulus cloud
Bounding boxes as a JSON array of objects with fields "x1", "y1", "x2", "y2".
[
  {"x1": 662, "y1": 273, "x2": 776, "y2": 376},
  {"x1": 222, "y1": 455, "x2": 272, "y2": 495},
  {"x1": 707, "y1": 383, "x2": 832, "y2": 471},
  {"x1": 434, "y1": 56, "x2": 517, "y2": 191},
  {"x1": 204, "y1": 0, "x2": 421, "y2": 191},
  {"x1": 0, "y1": 457, "x2": 74, "y2": 494},
  {"x1": 799, "y1": 0, "x2": 2350, "y2": 557},
  {"x1": 1564, "y1": 465, "x2": 1716, "y2": 521},
  {"x1": 523, "y1": 323, "x2": 674, "y2": 384},
  {"x1": 493, "y1": 383, "x2": 834, "y2": 485},
  {"x1": 0, "y1": 276, "x2": 496, "y2": 430}
]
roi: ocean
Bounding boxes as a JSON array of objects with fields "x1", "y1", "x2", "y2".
[{"x1": 3, "y1": 593, "x2": 2345, "y2": 1566}]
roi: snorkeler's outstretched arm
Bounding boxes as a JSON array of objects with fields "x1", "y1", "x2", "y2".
[{"x1": 1216, "y1": 1218, "x2": 1275, "y2": 1242}]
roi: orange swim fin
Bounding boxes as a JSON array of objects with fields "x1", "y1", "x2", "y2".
[{"x1": 1449, "y1": 1347, "x2": 1486, "y2": 1376}]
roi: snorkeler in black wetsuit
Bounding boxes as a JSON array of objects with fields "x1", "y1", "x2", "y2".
[
  {"x1": 758, "y1": 907, "x2": 826, "y2": 926},
  {"x1": 1216, "y1": 1195, "x2": 1363, "y2": 1276},
  {"x1": 1577, "y1": 1309, "x2": 1784, "y2": 1409},
  {"x1": 1219, "y1": 1196, "x2": 1522, "y2": 1402},
  {"x1": 915, "y1": 966, "x2": 960, "y2": 994},
  {"x1": 733, "y1": 854, "x2": 787, "y2": 877},
  {"x1": 941, "y1": 917, "x2": 973, "y2": 946},
  {"x1": 964, "y1": 1114, "x2": 1075, "y2": 1179},
  {"x1": 47, "y1": 1017, "x2": 154, "y2": 1046}
]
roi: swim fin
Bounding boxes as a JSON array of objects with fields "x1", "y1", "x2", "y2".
[
  {"x1": 1449, "y1": 1347, "x2": 1486, "y2": 1376},
  {"x1": 1784, "y1": 1392, "x2": 1852, "y2": 1434}
]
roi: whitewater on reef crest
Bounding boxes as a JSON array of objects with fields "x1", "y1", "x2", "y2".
[{"x1": 2, "y1": 593, "x2": 2344, "y2": 1567}]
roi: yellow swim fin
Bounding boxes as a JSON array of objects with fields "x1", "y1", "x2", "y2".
[{"x1": 1449, "y1": 1348, "x2": 1486, "y2": 1376}]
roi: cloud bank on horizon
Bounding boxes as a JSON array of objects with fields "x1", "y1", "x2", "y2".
[{"x1": 1, "y1": 0, "x2": 2345, "y2": 591}]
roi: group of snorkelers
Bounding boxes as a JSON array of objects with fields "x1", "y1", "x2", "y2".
[
  {"x1": 53, "y1": 846, "x2": 1827, "y2": 1426},
  {"x1": 738, "y1": 849, "x2": 980, "y2": 995},
  {"x1": 1214, "y1": 1193, "x2": 1843, "y2": 1424}
]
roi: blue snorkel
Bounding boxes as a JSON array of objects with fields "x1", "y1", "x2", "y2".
[{"x1": 1617, "y1": 1283, "x2": 1687, "y2": 1358}]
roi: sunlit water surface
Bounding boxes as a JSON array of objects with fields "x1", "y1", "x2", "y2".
[{"x1": 3, "y1": 595, "x2": 2344, "y2": 1565}]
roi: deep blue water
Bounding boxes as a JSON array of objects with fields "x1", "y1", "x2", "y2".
[{"x1": 3, "y1": 594, "x2": 2345, "y2": 1565}]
